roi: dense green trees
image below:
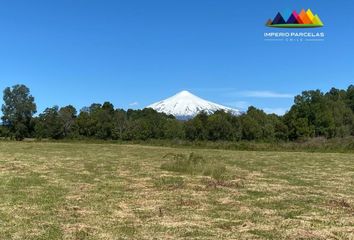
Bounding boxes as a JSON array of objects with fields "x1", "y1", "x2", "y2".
[
  {"x1": 284, "y1": 87, "x2": 354, "y2": 140},
  {"x1": 124, "y1": 108, "x2": 175, "y2": 140},
  {"x1": 35, "y1": 106, "x2": 62, "y2": 139},
  {"x1": 35, "y1": 105, "x2": 78, "y2": 139},
  {"x1": 1, "y1": 84, "x2": 354, "y2": 141},
  {"x1": 206, "y1": 111, "x2": 235, "y2": 141},
  {"x1": 1, "y1": 85, "x2": 37, "y2": 140}
]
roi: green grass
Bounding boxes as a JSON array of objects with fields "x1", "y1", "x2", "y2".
[
  {"x1": 160, "y1": 152, "x2": 228, "y2": 181},
  {"x1": 267, "y1": 24, "x2": 323, "y2": 28},
  {"x1": 0, "y1": 142, "x2": 353, "y2": 239}
]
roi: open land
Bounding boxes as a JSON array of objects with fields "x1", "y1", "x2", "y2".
[{"x1": 0, "y1": 142, "x2": 353, "y2": 239}]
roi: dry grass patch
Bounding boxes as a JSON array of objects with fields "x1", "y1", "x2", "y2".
[{"x1": 0, "y1": 142, "x2": 353, "y2": 239}]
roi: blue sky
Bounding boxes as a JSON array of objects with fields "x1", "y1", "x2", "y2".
[{"x1": 0, "y1": 0, "x2": 353, "y2": 115}]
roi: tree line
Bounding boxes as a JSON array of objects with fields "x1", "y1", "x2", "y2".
[{"x1": 1, "y1": 84, "x2": 354, "y2": 141}]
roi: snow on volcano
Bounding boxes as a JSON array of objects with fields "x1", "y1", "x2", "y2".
[{"x1": 146, "y1": 90, "x2": 241, "y2": 119}]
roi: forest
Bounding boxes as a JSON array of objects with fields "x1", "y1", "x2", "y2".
[{"x1": 1, "y1": 84, "x2": 354, "y2": 142}]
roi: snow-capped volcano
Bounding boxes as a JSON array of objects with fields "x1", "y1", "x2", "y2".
[{"x1": 147, "y1": 90, "x2": 241, "y2": 119}]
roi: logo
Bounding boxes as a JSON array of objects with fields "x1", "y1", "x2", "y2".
[{"x1": 266, "y1": 9, "x2": 324, "y2": 28}]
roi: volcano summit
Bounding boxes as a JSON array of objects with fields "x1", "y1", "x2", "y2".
[{"x1": 147, "y1": 90, "x2": 241, "y2": 120}]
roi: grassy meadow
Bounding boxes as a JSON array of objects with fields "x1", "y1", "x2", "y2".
[{"x1": 0, "y1": 142, "x2": 353, "y2": 239}]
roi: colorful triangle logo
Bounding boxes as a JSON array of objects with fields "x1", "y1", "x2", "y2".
[
  {"x1": 266, "y1": 9, "x2": 324, "y2": 28},
  {"x1": 272, "y1": 12, "x2": 286, "y2": 24}
]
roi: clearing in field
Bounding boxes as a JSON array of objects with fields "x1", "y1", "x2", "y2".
[{"x1": 0, "y1": 142, "x2": 353, "y2": 239}]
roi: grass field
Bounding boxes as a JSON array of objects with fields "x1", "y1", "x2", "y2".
[{"x1": 0, "y1": 142, "x2": 353, "y2": 239}]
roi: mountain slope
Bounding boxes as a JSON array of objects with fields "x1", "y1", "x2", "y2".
[{"x1": 147, "y1": 90, "x2": 241, "y2": 119}]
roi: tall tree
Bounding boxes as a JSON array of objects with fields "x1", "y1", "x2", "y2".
[
  {"x1": 112, "y1": 109, "x2": 128, "y2": 140},
  {"x1": 1, "y1": 84, "x2": 37, "y2": 140},
  {"x1": 347, "y1": 85, "x2": 354, "y2": 112},
  {"x1": 35, "y1": 106, "x2": 62, "y2": 139},
  {"x1": 206, "y1": 111, "x2": 234, "y2": 141},
  {"x1": 58, "y1": 105, "x2": 77, "y2": 138}
]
